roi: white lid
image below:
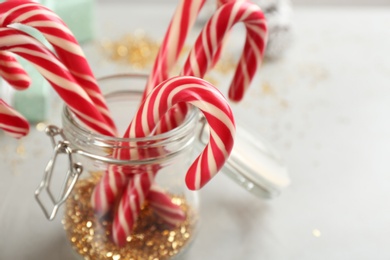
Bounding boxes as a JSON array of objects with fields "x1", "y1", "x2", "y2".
[{"x1": 199, "y1": 121, "x2": 290, "y2": 198}]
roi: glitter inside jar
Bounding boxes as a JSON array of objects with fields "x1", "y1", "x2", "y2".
[
  {"x1": 63, "y1": 173, "x2": 198, "y2": 260},
  {"x1": 57, "y1": 74, "x2": 200, "y2": 259}
]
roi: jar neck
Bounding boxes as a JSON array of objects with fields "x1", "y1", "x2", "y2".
[{"x1": 61, "y1": 91, "x2": 199, "y2": 164}]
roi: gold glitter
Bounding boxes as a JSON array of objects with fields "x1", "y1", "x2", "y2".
[
  {"x1": 312, "y1": 229, "x2": 321, "y2": 237},
  {"x1": 63, "y1": 175, "x2": 198, "y2": 259},
  {"x1": 35, "y1": 122, "x2": 47, "y2": 131},
  {"x1": 171, "y1": 197, "x2": 182, "y2": 206},
  {"x1": 261, "y1": 82, "x2": 275, "y2": 95},
  {"x1": 16, "y1": 142, "x2": 25, "y2": 156},
  {"x1": 213, "y1": 54, "x2": 237, "y2": 75},
  {"x1": 101, "y1": 32, "x2": 159, "y2": 70}
]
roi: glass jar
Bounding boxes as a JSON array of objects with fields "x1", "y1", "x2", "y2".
[
  {"x1": 36, "y1": 74, "x2": 200, "y2": 260},
  {"x1": 35, "y1": 74, "x2": 291, "y2": 260}
]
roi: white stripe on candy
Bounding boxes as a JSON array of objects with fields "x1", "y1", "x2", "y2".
[{"x1": 0, "y1": 98, "x2": 29, "y2": 138}]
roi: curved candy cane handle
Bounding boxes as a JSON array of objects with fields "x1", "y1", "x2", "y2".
[
  {"x1": 182, "y1": 0, "x2": 267, "y2": 102},
  {"x1": 144, "y1": 0, "x2": 241, "y2": 99},
  {"x1": 0, "y1": 1, "x2": 116, "y2": 132},
  {"x1": 0, "y1": 27, "x2": 115, "y2": 136},
  {"x1": 153, "y1": 0, "x2": 266, "y2": 134},
  {"x1": 125, "y1": 76, "x2": 235, "y2": 190}
]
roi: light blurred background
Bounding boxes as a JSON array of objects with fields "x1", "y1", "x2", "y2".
[
  {"x1": 292, "y1": 0, "x2": 389, "y2": 5},
  {"x1": 96, "y1": 0, "x2": 390, "y2": 5}
]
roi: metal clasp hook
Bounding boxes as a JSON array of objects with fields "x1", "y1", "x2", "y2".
[
  {"x1": 34, "y1": 125, "x2": 83, "y2": 220},
  {"x1": 198, "y1": 115, "x2": 209, "y2": 145}
]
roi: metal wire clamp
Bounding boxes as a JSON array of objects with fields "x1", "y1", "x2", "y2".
[{"x1": 34, "y1": 125, "x2": 83, "y2": 221}]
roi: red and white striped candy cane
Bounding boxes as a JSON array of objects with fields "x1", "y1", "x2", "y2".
[
  {"x1": 0, "y1": 27, "x2": 115, "y2": 136},
  {"x1": 91, "y1": 142, "x2": 185, "y2": 229},
  {"x1": 182, "y1": 0, "x2": 267, "y2": 102},
  {"x1": 125, "y1": 75, "x2": 235, "y2": 190},
  {"x1": 91, "y1": 165, "x2": 129, "y2": 216},
  {"x1": 112, "y1": 170, "x2": 154, "y2": 246},
  {"x1": 0, "y1": 98, "x2": 29, "y2": 138},
  {"x1": 0, "y1": 51, "x2": 30, "y2": 90},
  {"x1": 151, "y1": 0, "x2": 266, "y2": 134},
  {"x1": 147, "y1": 184, "x2": 186, "y2": 226},
  {"x1": 144, "y1": 0, "x2": 234, "y2": 99},
  {"x1": 0, "y1": 1, "x2": 116, "y2": 133},
  {"x1": 143, "y1": 0, "x2": 206, "y2": 100},
  {"x1": 111, "y1": 76, "x2": 235, "y2": 245},
  {"x1": 111, "y1": 178, "x2": 186, "y2": 246}
]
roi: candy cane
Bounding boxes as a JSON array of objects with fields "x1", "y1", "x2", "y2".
[
  {"x1": 126, "y1": 75, "x2": 235, "y2": 190},
  {"x1": 182, "y1": 0, "x2": 267, "y2": 102},
  {"x1": 112, "y1": 170, "x2": 154, "y2": 246},
  {"x1": 0, "y1": 99, "x2": 29, "y2": 138},
  {"x1": 147, "y1": 184, "x2": 186, "y2": 226},
  {"x1": 144, "y1": 0, "x2": 237, "y2": 100},
  {"x1": 111, "y1": 180, "x2": 186, "y2": 246},
  {"x1": 91, "y1": 143, "x2": 185, "y2": 226},
  {"x1": 143, "y1": 0, "x2": 206, "y2": 100},
  {"x1": 0, "y1": 1, "x2": 116, "y2": 133},
  {"x1": 0, "y1": 51, "x2": 30, "y2": 90},
  {"x1": 0, "y1": 27, "x2": 115, "y2": 136},
  {"x1": 111, "y1": 76, "x2": 235, "y2": 245},
  {"x1": 152, "y1": 0, "x2": 266, "y2": 134},
  {"x1": 91, "y1": 165, "x2": 129, "y2": 216}
]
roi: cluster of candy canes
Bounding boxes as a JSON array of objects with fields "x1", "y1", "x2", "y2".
[
  {"x1": 0, "y1": 1, "x2": 194, "y2": 242},
  {"x1": 0, "y1": 1, "x2": 181, "y2": 229},
  {"x1": 143, "y1": 0, "x2": 232, "y2": 101},
  {"x1": 112, "y1": 76, "x2": 235, "y2": 245},
  {"x1": 0, "y1": 1, "x2": 116, "y2": 137},
  {"x1": 96, "y1": 0, "x2": 268, "y2": 245},
  {"x1": 0, "y1": 0, "x2": 267, "y2": 248}
]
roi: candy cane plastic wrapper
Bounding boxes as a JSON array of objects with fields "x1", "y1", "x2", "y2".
[
  {"x1": 182, "y1": 0, "x2": 267, "y2": 102},
  {"x1": 0, "y1": 27, "x2": 116, "y2": 136},
  {"x1": 0, "y1": 98, "x2": 29, "y2": 138},
  {"x1": 0, "y1": 0, "x2": 117, "y2": 133},
  {"x1": 0, "y1": 51, "x2": 31, "y2": 90}
]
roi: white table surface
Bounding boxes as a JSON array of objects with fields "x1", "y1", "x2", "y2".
[{"x1": 1, "y1": 3, "x2": 390, "y2": 260}]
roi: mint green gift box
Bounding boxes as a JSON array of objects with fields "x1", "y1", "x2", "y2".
[
  {"x1": 41, "y1": 0, "x2": 95, "y2": 43},
  {"x1": 0, "y1": 0, "x2": 95, "y2": 122},
  {"x1": 12, "y1": 59, "x2": 51, "y2": 123}
]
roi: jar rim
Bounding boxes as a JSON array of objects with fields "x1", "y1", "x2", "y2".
[{"x1": 62, "y1": 73, "x2": 199, "y2": 145}]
